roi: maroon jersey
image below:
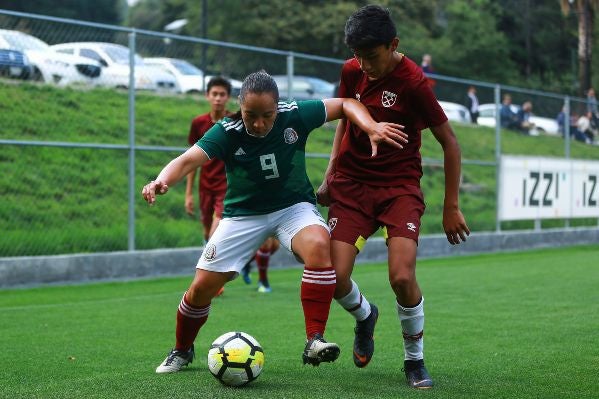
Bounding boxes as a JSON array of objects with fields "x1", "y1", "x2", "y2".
[
  {"x1": 335, "y1": 55, "x2": 447, "y2": 187},
  {"x1": 188, "y1": 113, "x2": 227, "y2": 193}
]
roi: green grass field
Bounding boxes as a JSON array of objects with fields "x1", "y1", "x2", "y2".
[{"x1": 1, "y1": 246, "x2": 597, "y2": 399}]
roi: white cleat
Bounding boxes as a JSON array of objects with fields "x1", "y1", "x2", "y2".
[
  {"x1": 155, "y1": 346, "x2": 195, "y2": 373},
  {"x1": 302, "y1": 334, "x2": 340, "y2": 366}
]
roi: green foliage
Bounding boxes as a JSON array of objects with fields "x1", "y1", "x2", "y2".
[{"x1": 1, "y1": 246, "x2": 598, "y2": 398}]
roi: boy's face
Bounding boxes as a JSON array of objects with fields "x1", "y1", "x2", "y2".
[
  {"x1": 206, "y1": 85, "x2": 230, "y2": 112},
  {"x1": 353, "y1": 38, "x2": 398, "y2": 80}
]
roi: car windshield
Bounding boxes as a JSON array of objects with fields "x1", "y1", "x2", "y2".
[
  {"x1": 1, "y1": 32, "x2": 49, "y2": 51},
  {"x1": 103, "y1": 45, "x2": 143, "y2": 65},
  {"x1": 171, "y1": 60, "x2": 202, "y2": 75},
  {"x1": 305, "y1": 78, "x2": 334, "y2": 94}
]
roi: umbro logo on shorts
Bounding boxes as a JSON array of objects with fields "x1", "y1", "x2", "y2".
[
  {"x1": 328, "y1": 218, "x2": 338, "y2": 231},
  {"x1": 234, "y1": 147, "x2": 246, "y2": 156},
  {"x1": 406, "y1": 222, "x2": 417, "y2": 232}
]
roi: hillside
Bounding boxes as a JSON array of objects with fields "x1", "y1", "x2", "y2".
[{"x1": 1, "y1": 82, "x2": 597, "y2": 256}]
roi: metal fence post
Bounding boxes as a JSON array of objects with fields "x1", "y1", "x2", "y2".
[
  {"x1": 128, "y1": 31, "x2": 136, "y2": 251},
  {"x1": 564, "y1": 96, "x2": 571, "y2": 228},
  {"x1": 286, "y1": 51, "x2": 294, "y2": 100},
  {"x1": 494, "y1": 84, "x2": 502, "y2": 232}
]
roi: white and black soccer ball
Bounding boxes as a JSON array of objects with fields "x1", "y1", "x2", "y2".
[{"x1": 207, "y1": 331, "x2": 265, "y2": 387}]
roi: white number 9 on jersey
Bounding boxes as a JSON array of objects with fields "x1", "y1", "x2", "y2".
[{"x1": 260, "y1": 153, "x2": 280, "y2": 180}]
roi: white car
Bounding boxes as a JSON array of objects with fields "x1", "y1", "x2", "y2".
[
  {"x1": 0, "y1": 29, "x2": 101, "y2": 85},
  {"x1": 477, "y1": 103, "x2": 559, "y2": 135},
  {"x1": 51, "y1": 42, "x2": 177, "y2": 92},
  {"x1": 272, "y1": 75, "x2": 336, "y2": 101},
  {"x1": 438, "y1": 101, "x2": 472, "y2": 124},
  {"x1": 144, "y1": 57, "x2": 204, "y2": 94},
  {"x1": 144, "y1": 57, "x2": 243, "y2": 96}
]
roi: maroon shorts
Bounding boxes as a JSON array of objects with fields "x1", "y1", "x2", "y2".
[
  {"x1": 200, "y1": 190, "x2": 225, "y2": 232},
  {"x1": 327, "y1": 174, "x2": 425, "y2": 249}
]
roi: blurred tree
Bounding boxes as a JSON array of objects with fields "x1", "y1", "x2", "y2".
[
  {"x1": 560, "y1": 0, "x2": 598, "y2": 94},
  {"x1": 0, "y1": 0, "x2": 125, "y2": 24}
]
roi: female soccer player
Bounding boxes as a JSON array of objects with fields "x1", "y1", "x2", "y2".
[{"x1": 141, "y1": 70, "x2": 407, "y2": 373}]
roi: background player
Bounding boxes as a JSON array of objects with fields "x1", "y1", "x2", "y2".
[
  {"x1": 142, "y1": 70, "x2": 407, "y2": 374},
  {"x1": 317, "y1": 5, "x2": 470, "y2": 389},
  {"x1": 185, "y1": 76, "x2": 231, "y2": 243}
]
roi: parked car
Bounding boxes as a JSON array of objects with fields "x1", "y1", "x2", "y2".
[
  {"x1": 0, "y1": 29, "x2": 101, "y2": 85},
  {"x1": 0, "y1": 48, "x2": 31, "y2": 80},
  {"x1": 52, "y1": 42, "x2": 177, "y2": 92},
  {"x1": 144, "y1": 57, "x2": 242, "y2": 96},
  {"x1": 477, "y1": 103, "x2": 559, "y2": 135},
  {"x1": 438, "y1": 101, "x2": 472, "y2": 124},
  {"x1": 144, "y1": 57, "x2": 204, "y2": 94},
  {"x1": 272, "y1": 75, "x2": 336, "y2": 100}
]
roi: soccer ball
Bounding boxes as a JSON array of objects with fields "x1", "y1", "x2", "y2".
[{"x1": 207, "y1": 331, "x2": 265, "y2": 387}]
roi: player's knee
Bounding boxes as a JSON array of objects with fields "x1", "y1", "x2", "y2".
[
  {"x1": 388, "y1": 271, "x2": 415, "y2": 292},
  {"x1": 301, "y1": 238, "x2": 331, "y2": 268}
]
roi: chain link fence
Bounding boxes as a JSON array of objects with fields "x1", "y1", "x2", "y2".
[{"x1": 1, "y1": 9, "x2": 597, "y2": 257}]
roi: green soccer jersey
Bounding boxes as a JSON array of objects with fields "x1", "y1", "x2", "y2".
[{"x1": 196, "y1": 100, "x2": 326, "y2": 217}]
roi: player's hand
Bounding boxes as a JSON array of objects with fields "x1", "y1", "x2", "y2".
[
  {"x1": 185, "y1": 195, "x2": 194, "y2": 215},
  {"x1": 316, "y1": 181, "x2": 331, "y2": 206},
  {"x1": 141, "y1": 180, "x2": 169, "y2": 205},
  {"x1": 367, "y1": 122, "x2": 407, "y2": 157},
  {"x1": 442, "y1": 206, "x2": 470, "y2": 245}
]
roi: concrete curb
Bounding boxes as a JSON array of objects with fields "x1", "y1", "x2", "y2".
[{"x1": 1, "y1": 227, "x2": 597, "y2": 289}]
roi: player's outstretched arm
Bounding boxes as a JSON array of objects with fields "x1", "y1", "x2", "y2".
[
  {"x1": 430, "y1": 121, "x2": 470, "y2": 244},
  {"x1": 323, "y1": 98, "x2": 408, "y2": 157},
  {"x1": 142, "y1": 145, "x2": 209, "y2": 205}
]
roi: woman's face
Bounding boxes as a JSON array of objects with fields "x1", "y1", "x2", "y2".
[{"x1": 240, "y1": 92, "x2": 278, "y2": 137}]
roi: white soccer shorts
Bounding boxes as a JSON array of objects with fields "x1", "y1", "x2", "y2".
[{"x1": 196, "y1": 202, "x2": 329, "y2": 278}]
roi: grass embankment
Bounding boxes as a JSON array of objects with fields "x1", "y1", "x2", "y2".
[{"x1": 1, "y1": 82, "x2": 597, "y2": 256}]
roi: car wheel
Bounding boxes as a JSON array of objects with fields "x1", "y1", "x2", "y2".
[{"x1": 31, "y1": 67, "x2": 44, "y2": 82}]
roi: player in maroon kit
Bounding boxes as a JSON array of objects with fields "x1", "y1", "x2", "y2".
[
  {"x1": 317, "y1": 5, "x2": 470, "y2": 389},
  {"x1": 185, "y1": 76, "x2": 232, "y2": 243},
  {"x1": 185, "y1": 77, "x2": 232, "y2": 297}
]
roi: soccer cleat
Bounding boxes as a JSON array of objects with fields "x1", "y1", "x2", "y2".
[
  {"x1": 353, "y1": 303, "x2": 379, "y2": 368},
  {"x1": 241, "y1": 261, "x2": 252, "y2": 285},
  {"x1": 403, "y1": 359, "x2": 434, "y2": 389},
  {"x1": 302, "y1": 333, "x2": 340, "y2": 366},
  {"x1": 155, "y1": 345, "x2": 195, "y2": 373},
  {"x1": 257, "y1": 281, "x2": 272, "y2": 293}
]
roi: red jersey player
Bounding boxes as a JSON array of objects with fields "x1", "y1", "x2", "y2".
[
  {"x1": 185, "y1": 76, "x2": 231, "y2": 243},
  {"x1": 317, "y1": 5, "x2": 470, "y2": 389}
]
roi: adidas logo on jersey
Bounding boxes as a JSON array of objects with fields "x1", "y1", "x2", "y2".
[{"x1": 234, "y1": 147, "x2": 246, "y2": 156}]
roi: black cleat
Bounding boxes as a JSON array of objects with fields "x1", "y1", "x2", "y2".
[
  {"x1": 353, "y1": 304, "x2": 379, "y2": 368},
  {"x1": 302, "y1": 333, "x2": 340, "y2": 366},
  {"x1": 404, "y1": 359, "x2": 434, "y2": 389}
]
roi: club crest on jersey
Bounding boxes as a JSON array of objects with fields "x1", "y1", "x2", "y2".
[
  {"x1": 203, "y1": 244, "x2": 217, "y2": 261},
  {"x1": 284, "y1": 128, "x2": 298, "y2": 144},
  {"x1": 328, "y1": 217, "x2": 338, "y2": 231},
  {"x1": 381, "y1": 90, "x2": 397, "y2": 108}
]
